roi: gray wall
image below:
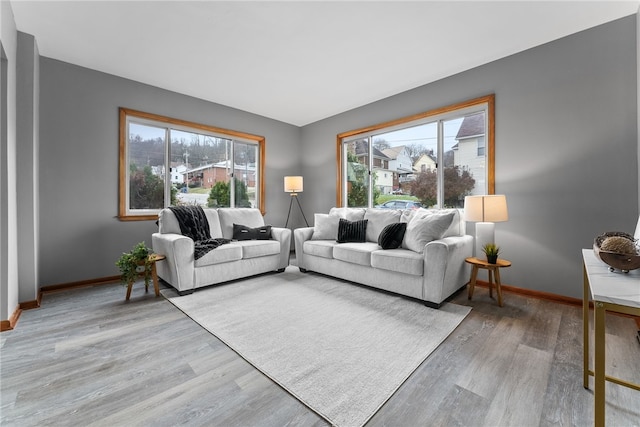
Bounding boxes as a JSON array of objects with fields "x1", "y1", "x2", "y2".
[
  {"x1": 1, "y1": 0, "x2": 19, "y2": 320},
  {"x1": 301, "y1": 16, "x2": 638, "y2": 299},
  {"x1": 38, "y1": 58, "x2": 302, "y2": 287},
  {"x1": 17, "y1": 31, "x2": 39, "y2": 303}
]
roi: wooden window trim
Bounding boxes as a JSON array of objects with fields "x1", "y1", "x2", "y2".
[
  {"x1": 118, "y1": 108, "x2": 266, "y2": 221},
  {"x1": 335, "y1": 94, "x2": 495, "y2": 207}
]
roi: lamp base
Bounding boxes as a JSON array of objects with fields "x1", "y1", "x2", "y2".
[
  {"x1": 475, "y1": 222, "x2": 495, "y2": 257},
  {"x1": 285, "y1": 194, "x2": 309, "y2": 228}
]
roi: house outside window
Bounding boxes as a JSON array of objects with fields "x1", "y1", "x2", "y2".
[
  {"x1": 337, "y1": 95, "x2": 494, "y2": 208},
  {"x1": 477, "y1": 136, "x2": 486, "y2": 156},
  {"x1": 119, "y1": 108, "x2": 265, "y2": 220}
]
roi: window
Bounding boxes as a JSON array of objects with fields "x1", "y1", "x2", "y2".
[
  {"x1": 119, "y1": 108, "x2": 265, "y2": 220},
  {"x1": 337, "y1": 95, "x2": 494, "y2": 209},
  {"x1": 477, "y1": 136, "x2": 486, "y2": 157}
]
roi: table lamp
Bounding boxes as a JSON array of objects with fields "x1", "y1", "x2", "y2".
[
  {"x1": 284, "y1": 176, "x2": 309, "y2": 228},
  {"x1": 464, "y1": 195, "x2": 508, "y2": 257}
]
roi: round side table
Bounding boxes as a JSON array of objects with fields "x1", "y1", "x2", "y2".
[
  {"x1": 465, "y1": 257, "x2": 512, "y2": 307},
  {"x1": 125, "y1": 254, "x2": 166, "y2": 301}
]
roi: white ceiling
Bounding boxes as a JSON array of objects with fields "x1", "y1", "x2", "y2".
[{"x1": 10, "y1": 1, "x2": 639, "y2": 126}]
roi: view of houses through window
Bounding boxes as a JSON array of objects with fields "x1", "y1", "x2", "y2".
[
  {"x1": 119, "y1": 109, "x2": 264, "y2": 220},
  {"x1": 340, "y1": 96, "x2": 493, "y2": 209}
]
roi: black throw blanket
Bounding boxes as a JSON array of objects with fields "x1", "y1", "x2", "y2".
[{"x1": 168, "y1": 206, "x2": 231, "y2": 260}]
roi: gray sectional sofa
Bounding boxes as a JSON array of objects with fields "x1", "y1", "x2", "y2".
[
  {"x1": 294, "y1": 207, "x2": 473, "y2": 307},
  {"x1": 152, "y1": 208, "x2": 291, "y2": 295}
]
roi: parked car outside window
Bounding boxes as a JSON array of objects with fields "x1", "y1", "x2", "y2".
[{"x1": 375, "y1": 200, "x2": 423, "y2": 210}]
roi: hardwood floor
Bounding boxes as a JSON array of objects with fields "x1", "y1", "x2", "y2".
[{"x1": 1, "y1": 270, "x2": 639, "y2": 426}]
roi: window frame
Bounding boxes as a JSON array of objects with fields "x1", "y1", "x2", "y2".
[
  {"x1": 335, "y1": 95, "x2": 495, "y2": 207},
  {"x1": 118, "y1": 108, "x2": 266, "y2": 221}
]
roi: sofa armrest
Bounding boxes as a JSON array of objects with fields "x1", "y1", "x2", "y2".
[
  {"x1": 294, "y1": 227, "x2": 315, "y2": 270},
  {"x1": 270, "y1": 227, "x2": 292, "y2": 269},
  {"x1": 151, "y1": 232, "x2": 195, "y2": 292},
  {"x1": 422, "y1": 235, "x2": 473, "y2": 304}
]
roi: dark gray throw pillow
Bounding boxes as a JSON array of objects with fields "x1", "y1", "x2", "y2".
[
  {"x1": 233, "y1": 223, "x2": 272, "y2": 240},
  {"x1": 378, "y1": 222, "x2": 407, "y2": 249},
  {"x1": 337, "y1": 218, "x2": 368, "y2": 243}
]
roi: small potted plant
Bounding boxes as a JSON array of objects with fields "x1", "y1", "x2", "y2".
[
  {"x1": 482, "y1": 243, "x2": 500, "y2": 264},
  {"x1": 116, "y1": 241, "x2": 152, "y2": 286}
]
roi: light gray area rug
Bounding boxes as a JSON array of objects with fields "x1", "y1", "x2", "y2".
[{"x1": 163, "y1": 266, "x2": 470, "y2": 427}]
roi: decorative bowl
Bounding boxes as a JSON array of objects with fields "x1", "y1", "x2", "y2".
[{"x1": 593, "y1": 231, "x2": 640, "y2": 272}]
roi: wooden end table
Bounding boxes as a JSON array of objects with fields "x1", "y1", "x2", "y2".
[
  {"x1": 125, "y1": 254, "x2": 166, "y2": 300},
  {"x1": 465, "y1": 256, "x2": 512, "y2": 307}
]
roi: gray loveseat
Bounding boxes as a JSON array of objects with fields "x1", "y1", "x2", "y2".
[
  {"x1": 152, "y1": 208, "x2": 291, "y2": 295},
  {"x1": 294, "y1": 207, "x2": 472, "y2": 307}
]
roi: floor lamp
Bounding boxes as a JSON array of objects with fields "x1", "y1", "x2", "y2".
[
  {"x1": 464, "y1": 195, "x2": 509, "y2": 257},
  {"x1": 284, "y1": 176, "x2": 309, "y2": 228}
]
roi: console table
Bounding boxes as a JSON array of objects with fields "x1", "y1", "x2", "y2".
[{"x1": 582, "y1": 249, "x2": 640, "y2": 426}]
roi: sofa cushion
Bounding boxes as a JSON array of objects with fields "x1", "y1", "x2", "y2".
[
  {"x1": 158, "y1": 208, "x2": 181, "y2": 234},
  {"x1": 371, "y1": 249, "x2": 424, "y2": 276},
  {"x1": 402, "y1": 210, "x2": 455, "y2": 253},
  {"x1": 442, "y1": 209, "x2": 463, "y2": 237},
  {"x1": 400, "y1": 209, "x2": 415, "y2": 224},
  {"x1": 218, "y1": 208, "x2": 265, "y2": 239},
  {"x1": 195, "y1": 243, "x2": 243, "y2": 267},
  {"x1": 311, "y1": 214, "x2": 340, "y2": 240},
  {"x1": 333, "y1": 242, "x2": 379, "y2": 266},
  {"x1": 377, "y1": 222, "x2": 407, "y2": 249},
  {"x1": 337, "y1": 218, "x2": 368, "y2": 243},
  {"x1": 364, "y1": 209, "x2": 402, "y2": 243},
  {"x1": 233, "y1": 224, "x2": 272, "y2": 240},
  {"x1": 303, "y1": 240, "x2": 337, "y2": 259},
  {"x1": 239, "y1": 240, "x2": 281, "y2": 259},
  {"x1": 159, "y1": 208, "x2": 223, "y2": 238},
  {"x1": 405, "y1": 208, "x2": 463, "y2": 238},
  {"x1": 329, "y1": 207, "x2": 366, "y2": 221}
]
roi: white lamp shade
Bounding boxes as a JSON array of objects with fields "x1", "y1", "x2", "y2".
[
  {"x1": 464, "y1": 195, "x2": 508, "y2": 222},
  {"x1": 284, "y1": 176, "x2": 303, "y2": 193}
]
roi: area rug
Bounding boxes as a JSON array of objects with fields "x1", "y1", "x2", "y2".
[{"x1": 162, "y1": 267, "x2": 470, "y2": 427}]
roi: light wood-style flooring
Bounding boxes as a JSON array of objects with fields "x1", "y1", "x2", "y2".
[{"x1": 1, "y1": 268, "x2": 639, "y2": 426}]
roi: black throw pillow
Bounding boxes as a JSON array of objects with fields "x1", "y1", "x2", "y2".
[
  {"x1": 233, "y1": 224, "x2": 272, "y2": 240},
  {"x1": 377, "y1": 222, "x2": 407, "y2": 249},
  {"x1": 337, "y1": 218, "x2": 368, "y2": 243}
]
